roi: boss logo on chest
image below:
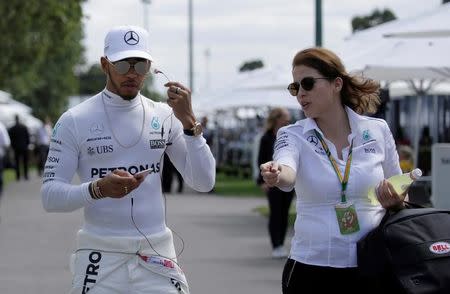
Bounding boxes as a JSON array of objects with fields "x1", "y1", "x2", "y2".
[
  {"x1": 364, "y1": 147, "x2": 376, "y2": 154},
  {"x1": 149, "y1": 139, "x2": 166, "y2": 149}
]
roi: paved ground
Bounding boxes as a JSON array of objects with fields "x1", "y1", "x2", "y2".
[{"x1": 0, "y1": 174, "x2": 292, "y2": 294}]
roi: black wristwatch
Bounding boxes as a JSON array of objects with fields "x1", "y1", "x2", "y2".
[{"x1": 183, "y1": 122, "x2": 203, "y2": 136}]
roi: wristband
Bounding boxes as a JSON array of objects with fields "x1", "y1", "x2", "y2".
[{"x1": 90, "y1": 179, "x2": 105, "y2": 200}]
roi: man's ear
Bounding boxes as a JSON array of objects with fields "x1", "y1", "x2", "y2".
[{"x1": 100, "y1": 57, "x2": 108, "y2": 74}]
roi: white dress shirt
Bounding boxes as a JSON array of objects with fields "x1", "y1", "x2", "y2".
[{"x1": 274, "y1": 106, "x2": 401, "y2": 267}]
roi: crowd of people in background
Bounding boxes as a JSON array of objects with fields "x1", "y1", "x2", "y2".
[{"x1": 0, "y1": 115, "x2": 52, "y2": 187}]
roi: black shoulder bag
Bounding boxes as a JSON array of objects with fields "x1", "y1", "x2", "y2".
[{"x1": 357, "y1": 203, "x2": 450, "y2": 293}]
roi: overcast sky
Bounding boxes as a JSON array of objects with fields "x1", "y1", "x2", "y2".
[{"x1": 82, "y1": 0, "x2": 443, "y2": 93}]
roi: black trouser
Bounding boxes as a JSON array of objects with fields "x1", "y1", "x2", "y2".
[
  {"x1": 282, "y1": 259, "x2": 385, "y2": 294},
  {"x1": 267, "y1": 187, "x2": 294, "y2": 248},
  {"x1": 0, "y1": 155, "x2": 4, "y2": 196},
  {"x1": 13, "y1": 149, "x2": 28, "y2": 180},
  {"x1": 174, "y1": 169, "x2": 183, "y2": 193},
  {"x1": 37, "y1": 144, "x2": 49, "y2": 176}
]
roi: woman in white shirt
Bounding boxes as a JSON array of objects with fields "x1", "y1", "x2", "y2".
[{"x1": 260, "y1": 47, "x2": 404, "y2": 293}]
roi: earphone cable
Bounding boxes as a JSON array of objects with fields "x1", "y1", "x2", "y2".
[{"x1": 129, "y1": 109, "x2": 185, "y2": 265}]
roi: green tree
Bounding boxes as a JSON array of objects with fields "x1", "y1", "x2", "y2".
[
  {"x1": 0, "y1": 1, "x2": 84, "y2": 121},
  {"x1": 239, "y1": 59, "x2": 264, "y2": 72},
  {"x1": 78, "y1": 65, "x2": 105, "y2": 95},
  {"x1": 351, "y1": 8, "x2": 397, "y2": 33}
]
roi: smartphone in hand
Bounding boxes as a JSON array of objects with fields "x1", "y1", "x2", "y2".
[{"x1": 134, "y1": 169, "x2": 152, "y2": 179}]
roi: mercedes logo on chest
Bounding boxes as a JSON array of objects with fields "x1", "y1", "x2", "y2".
[
  {"x1": 307, "y1": 135, "x2": 318, "y2": 146},
  {"x1": 124, "y1": 31, "x2": 139, "y2": 45}
]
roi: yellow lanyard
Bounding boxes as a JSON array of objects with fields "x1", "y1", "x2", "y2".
[{"x1": 314, "y1": 130, "x2": 353, "y2": 203}]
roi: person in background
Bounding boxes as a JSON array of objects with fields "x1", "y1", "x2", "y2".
[
  {"x1": 162, "y1": 153, "x2": 184, "y2": 193},
  {"x1": 257, "y1": 107, "x2": 294, "y2": 258},
  {"x1": 260, "y1": 47, "x2": 404, "y2": 294},
  {"x1": 417, "y1": 126, "x2": 433, "y2": 176},
  {"x1": 395, "y1": 126, "x2": 411, "y2": 147},
  {"x1": 201, "y1": 116, "x2": 213, "y2": 148},
  {"x1": 36, "y1": 117, "x2": 52, "y2": 176},
  {"x1": 398, "y1": 145, "x2": 414, "y2": 173},
  {"x1": 8, "y1": 115, "x2": 30, "y2": 180},
  {"x1": 40, "y1": 25, "x2": 215, "y2": 293},
  {"x1": 0, "y1": 120, "x2": 11, "y2": 197}
]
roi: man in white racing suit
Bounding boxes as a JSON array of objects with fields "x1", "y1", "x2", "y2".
[{"x1": 41, "y1": 25, "x2": 215, "y2": 294}]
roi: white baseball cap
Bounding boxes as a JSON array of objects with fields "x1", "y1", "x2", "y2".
[{"x1": 104, "y1": 25, "x2": 153, "y2": 62}]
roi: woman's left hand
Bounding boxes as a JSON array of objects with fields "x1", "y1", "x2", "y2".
[{"x1": 376, "y1": 179, "x2": 406, "y2": 211}]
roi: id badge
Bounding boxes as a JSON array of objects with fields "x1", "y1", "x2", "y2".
[{"x1": 334, "y1": 202, "x2": 360, "y2": 235}]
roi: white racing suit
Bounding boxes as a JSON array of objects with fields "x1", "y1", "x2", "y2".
[
  {"x1": 70, "y1": 228, "x2": 188, "y2": 294},
  {"x1": 41, "y1": 90, "x2": 215, "y2": 293}
]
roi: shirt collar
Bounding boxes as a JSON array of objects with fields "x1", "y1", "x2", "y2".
[
  {"x1": 302, "y1": 106, "x2": 364, "y2": 141},
  {"x1": 102, "y1": 88, "x2": 141, "y2": 107}
]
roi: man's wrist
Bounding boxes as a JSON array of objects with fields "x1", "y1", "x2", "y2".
[
  {"x1": 89, "y1": 179, "x2": 105, "y2": 200},
  {"x1": 181, "y1": 115, "x2": 197, "y2": 130},
  {"x1": 183, "y1": 121, "x2": 203, "y2": 136}
]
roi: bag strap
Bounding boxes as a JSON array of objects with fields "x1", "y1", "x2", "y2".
[
  {"x1": 379, "y1": 200, "x2": 426, "y2": 227},
  {"x1": 403, "y1": 200, "x2": 426, "y2": 209}
]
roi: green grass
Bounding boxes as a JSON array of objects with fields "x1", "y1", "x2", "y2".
[
  {"x1": 212, "y1": 172, "x2": 298, "y2": 224},
  {"x1": 213, "y1": 172, "x2": 264, "y2": 197},
  {"x1": 3, "y1": 166, "x2": 37, "y2": 187},
  {"x1": 253, "y1": 205, "x2": 297, "y2": 227},
  {"x1": 3, "y1": 169, "x2": 16, "y2": 186}
]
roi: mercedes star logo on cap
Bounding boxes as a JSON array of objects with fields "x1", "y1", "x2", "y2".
[{"x1": 124, "y1": 31, "x2": 139, "y2": 45}]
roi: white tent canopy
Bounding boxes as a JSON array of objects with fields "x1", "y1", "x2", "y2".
[
  {"x1": 379, "y1": 3, "x2": 450, "y2": 38},
  {"x1": 0, "y1": 89, "x2": 32, "y2": 114},
  {"x1": 192, "y1": 66, "x2": 299, "y2": 114},
  {"x1": 0, "y1": 90, "x2": 42, "y2": 133},
  {"x1": 344, "y1": 37, "x2": 450, "y2": 82},
  {"x1": 338, "y1": 3, "x2": 450, "y2": 80}
]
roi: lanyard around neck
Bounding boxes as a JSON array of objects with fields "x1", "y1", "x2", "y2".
[{"x1": 314, "y1": 129, "x2": 353, "y2": 203}]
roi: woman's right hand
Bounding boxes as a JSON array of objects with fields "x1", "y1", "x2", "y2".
[{"x1": 260, "y1": 161, "x2": 281, "y2": 187}]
